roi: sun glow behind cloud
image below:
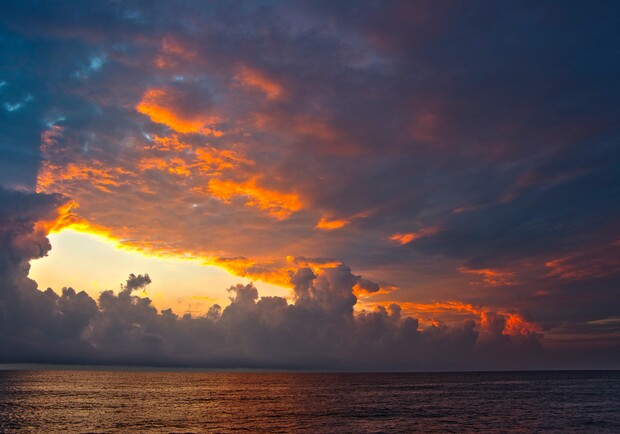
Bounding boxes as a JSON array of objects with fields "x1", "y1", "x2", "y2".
[{"x1": 29, "y1": 229, "x2": 291, "y2": 316}]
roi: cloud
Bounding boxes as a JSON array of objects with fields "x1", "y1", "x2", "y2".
[
  {"x1": 136, "y1": 87, "x2": 222, "y2": 135},
  {"x1": 0, "y1": 188, "x2": 555, "y2": 370},
  {"x1": 122, "y1": 273, "x2": 152, "y2": 294},
  {"x1": 458, "y1": 267, "x2": 516, "y2": 287},
  {"x1": 545, "y1": 245, "x2": 620, "y2": 281},
  {"x1": 235, "y1": 65, "x2": 285, "y2": 100},
  {"x1": 0, "y1": 0, "x2": 619, "y2": 367},
  {"x1": 390, "y1": 227, "x2": 440, "y2": 245},
  {"x1": 316, "y1": 216, "x2": 349, "y2": 231},
  {"x1": 206, "y1": 177, "x2": 303, "y2": 220}
]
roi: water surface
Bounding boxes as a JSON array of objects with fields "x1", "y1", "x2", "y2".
[{"x1": 1, "y1": 370, "x2": 619, "y2": 432}]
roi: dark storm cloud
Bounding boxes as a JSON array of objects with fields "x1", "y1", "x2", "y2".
[
  {"x1": 0, "y1": 0, "x2": 619, "y2": 366},
  {"x1": 0, "y1": 188, "x2": 97, "y2": 361}
]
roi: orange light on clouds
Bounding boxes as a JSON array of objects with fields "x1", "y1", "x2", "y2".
[
  {"x1": 37, "y1": 201, "x2": 294, "y2": 294},
  {"x1": 458, "y1": 266, "x2": 516, "y2": 286},
  {"x1": 145, "y1": 134, "x2": 193, "y2": 152},
  {"x1": 545, "y1": 252, "x2": 620, "y2": 280},
  {"x1": 288, "y1": 256, "x2": 343, "y2": 273},
  {"x1": 352, "y1": 283, "x2": 394, "y2": 297},
  {"x1": 316, "y1": 216, "x2": 349, "y2": 230},
  {"x1": 136, "y1": 88, "x2": 222, "y2": 135},
  {"x1": 29, "y1": 185, "x2": 540, "y2": 335},
  {"x1": 390, "y1": 232, "x2": 416, "y2": 244},
  {"x1": 30, "y1": 229, "x2": 291, "y2": 316},
  {"x1": 154, "y1": 35, "x2": 197, "y2": 69},
  {"x1": 377, "y1": 300, "x2": 540, "y2": 336},
  {"x1": 483, "y1": 311, "x2": 539, "y2": 336},
  {"x1": 137, "y1": 156, "x2": 192, "y2": 177},
  {"x1": 194, "y1": 147, "x2": 253, "y2": 173},
  {"x1": 33, "y1": 199, "x2": 81, "y2": 235},
  {"x1": 236, "y1": 65, "x2": 284, "y2": 100},
  {"x1": 390, "y1": 226, "x2": 440, "y2": 245},
  {"x1": 38, "y1": 126, "x2": 133, "y2": 195},
  {"x1": 316, "y1": 209, "x2": 375, "y2": 231},
  {"x1": 213, "y1": 256, "x2": 291, "y2": 287},
  {"x1": 206, "y1": 177, "x2": 303, "y2": 219},
  {"x1": 161, "y1": 36, "x2": 196, "y2": 59}
]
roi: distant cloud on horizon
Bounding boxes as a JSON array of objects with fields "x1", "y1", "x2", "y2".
[{"x1": 1, "y1": 188, "x2": 618, "y2": 371}]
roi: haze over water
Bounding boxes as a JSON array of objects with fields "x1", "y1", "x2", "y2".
[{"x1": 1, "y1": 370, "x2": 619, "y2": 432}]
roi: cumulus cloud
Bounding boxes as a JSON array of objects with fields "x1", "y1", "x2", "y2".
[
  {"x1": 121, "y1": 273, "x2": 152, "y2": 294},
  {"x1": 0, "y1": 188, "x2": 554, "y2": 370}
]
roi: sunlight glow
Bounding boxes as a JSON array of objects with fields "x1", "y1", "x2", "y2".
[{"x1": 30, "y1": 229, "x2": 291, "y2": 316}]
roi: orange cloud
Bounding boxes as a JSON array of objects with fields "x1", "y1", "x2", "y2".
[
  {"x1": 390, "y1": 232, "x2": 416, "y2": 244},
  {"x1": 316, "y1": 210, "x2": 374, "y2": 231},
  {"x1": 390, "y1": 226, "x2": 440, "y2": 245},
  {"x1": 458, "y1": 267, "x2": 516, "y2": 286},
  {"x1": 38, "y1": 161, "x2": 132, "y2": 194},
  {"x1": 136, "y1": 88, "x2": 222, "y2": 134},
  {"x1": 194, "y1": 147, "x2": 253, "y2": 173},
  {"x1": 138, "y1": 157, "x2": 192, "y2": 177},
  {"x1": 154, "y1": 35, "x2": 197, "y2": 69},
  {"x1": 352, "y1": 284, "x2": 395, "y2": 298},
  {"x1": 141, "y1": 134, "x2": 252, "y2": 175},
  {"x1": 383, "y1": 300, "x2": 539, "y2": 336},
  {"x1": 213, "y1": 256, "x2": 291, "y2": 287},
  {"x1": 39, "y1": 121, "x2": 302, "y2": 224},
  {"x1": 545, "y1": 252, "x2": 620, "y2": 280},
  {"x1": 316, "y1": 216, "x2": 349, "y2": 230},
  {"x1": 545, "y1": 258, "x2": 586, "y2": 279},
  {"x1": 39, "y1": 128, "x2": 250, "y2": 199},
  {"x1": 236, "y1": 65, "x2": 284, "y2": 100},
  {"x1": 287, "y1": 256, "x2": 343, "y2": 273},
  {"x1": 40, "y1": 124, "x2": 63, "y2": 152},
  {"x1": 206, "y1": 177, "x2": 303, "y2": 219},
  {"x1": 32, "y1": 192, "x2": 540, "y2": 340},
  {"x1": 482, "y1": 311, "x2": 539, "y2": 337},
  {"x1": 144, "y1": 134, "x2": 193, "y2": 152},
  {"x1": 398, "y1": 300, "x2": 480, "y2": 316},
  {"x1": 161, "y1": 36, "x2": 196, "y2": 59},
  {"x1": 34, "y1": 199, "x2": 82, "y2": 235},
  {"x1": 36, "y1": 126, "x2": 311, "y2": 290}
]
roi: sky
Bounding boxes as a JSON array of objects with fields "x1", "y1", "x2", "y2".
[{"x1": 0, "y1": 0, "x2": 619, "y2": 371}]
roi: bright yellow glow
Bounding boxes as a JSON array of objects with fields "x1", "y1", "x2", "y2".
[{"x1": 30, "y1": 229, "x2": 291, "y2": 316}]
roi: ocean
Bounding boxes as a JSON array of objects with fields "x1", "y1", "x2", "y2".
[{"x1": 0, "y1": 369, "x2": 619, "y2": 432}]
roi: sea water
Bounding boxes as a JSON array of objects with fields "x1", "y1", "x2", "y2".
[{"x1": 1, "y1": 370, "x2": 619, "y2": 432}]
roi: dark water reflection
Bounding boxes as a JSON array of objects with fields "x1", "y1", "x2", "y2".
[{"x1": 1, "y1": 370, "x2": 619, "y2": 432}]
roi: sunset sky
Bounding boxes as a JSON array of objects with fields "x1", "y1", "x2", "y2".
[{"x1": 1, "y1": 0, "x2": 619, "y2": 370}]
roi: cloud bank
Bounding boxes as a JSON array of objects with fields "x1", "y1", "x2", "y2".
[{"x1": 0, "y1": 188, "x2": 554, "y2": 371}]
